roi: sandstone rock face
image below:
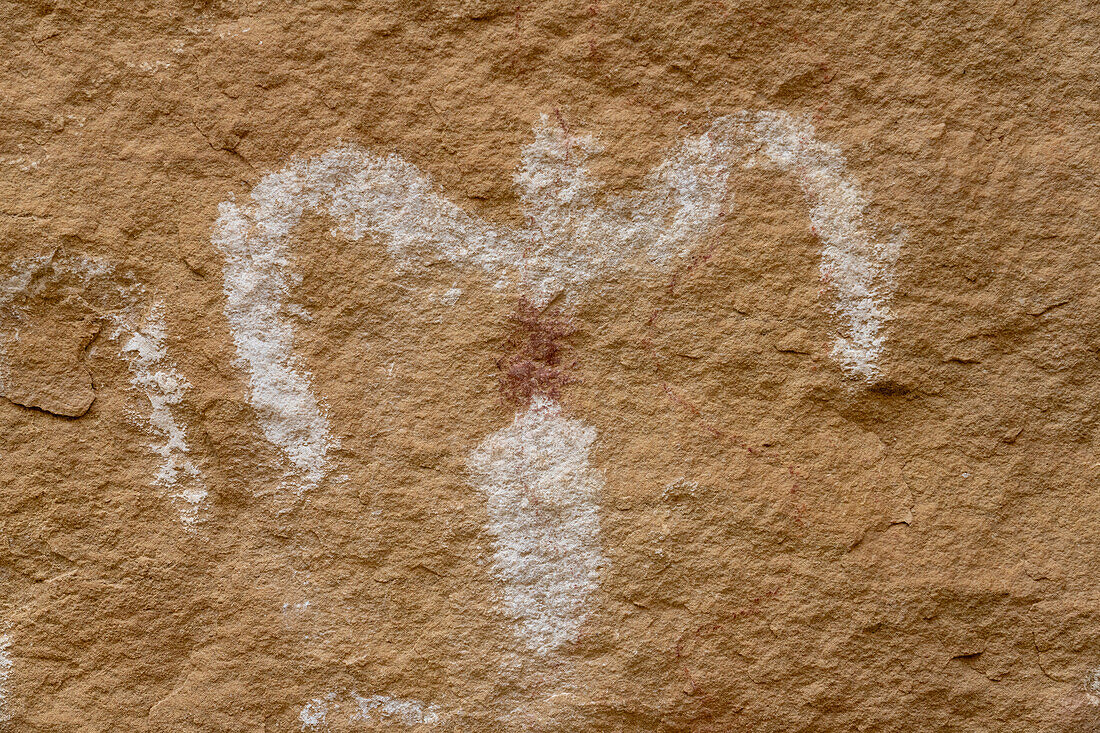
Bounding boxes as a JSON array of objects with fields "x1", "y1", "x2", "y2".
[{"x1": 1, "y1": 1, "x2": 1098, "y2": 731}]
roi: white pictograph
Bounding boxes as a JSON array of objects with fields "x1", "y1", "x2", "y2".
[
  {"x1": 0, "y1": 111, "x2": 904, "y2": 728},
  {"x1": 208, "y1": 110, "x2": 903, "y2": 724},
  {"x1": 749, "y1": 112, "x2": 902, "y2": 379},
  {"x1": 119, "y1": 301, "x2": 207, "y2": 522},
  {"x1": 213, "y1": 111, "x2": 900, "y2": 492}
]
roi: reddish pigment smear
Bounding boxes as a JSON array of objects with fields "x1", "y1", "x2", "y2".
[{"x1": 496, "y1": 297, "x2": 577, "y2": 407}]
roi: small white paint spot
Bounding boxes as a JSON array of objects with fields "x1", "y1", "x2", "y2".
[
  {"x1": 299, "y1": 691, "x2": 442, "y2": 730},
  {"x1": 299, "y1": 692, "x2": 334, "y2": 730},
  {"x1": 281, "y1": 600, "x2": 311, "y2": 614},
  {"x1": 1085, "y1": 668, "x2": 1100, "y2": 706},
  {"x1": 120, "y1": 302, "x2": 207, "y2": 525},
  {"x1": 127, "y1": 59, "x2": 172, "y2": 75},
  {"x1": 0, "y1": 156, "x2": 45, "y2": 172},
  {"x1": 440, "y1": 284, "x2": 462, "y2": 306},
  {"x1": 662, "y1": 477, "x2": 698, "y2": 500},
  {"x1": 467, "y1": 397, "x2": 605, "y2": 656},
  {"x1": 350, "y1": 693, "x2": 443, "y2": 726}
]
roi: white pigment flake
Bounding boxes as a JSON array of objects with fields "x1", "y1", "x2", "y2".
[
  {"x1": 467, "y1": 397, "x2": 605, "y2": 656},
  {"x1": 120, "y1": 302, "x2": 207, "y2": 524}
]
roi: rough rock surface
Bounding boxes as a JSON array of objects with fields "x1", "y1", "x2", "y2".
[{"x1": 0, "y1": 1, "x2": 1098, "y2": 731}]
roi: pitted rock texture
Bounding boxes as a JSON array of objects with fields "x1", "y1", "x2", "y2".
[{"x1": 1, "y1": 1, "x2": 1098, "y2": 732}]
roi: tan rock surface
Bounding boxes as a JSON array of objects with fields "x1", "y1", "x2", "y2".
[
  {"x1": 1, "y1": 310, "x2": 98, "y2": 417},
  {"x1": 0, "y1": 1, "x2": 1098, "y2": 731}
]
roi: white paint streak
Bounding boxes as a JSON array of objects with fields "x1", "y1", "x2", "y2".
[
  {"x1": 213, "y1": 199, "x2": 337, "y2": 493},
  {"x1": 466, "y1": 397, "x2": 604, "y2": 656},
  {"x1": 747, "y1": 111, "x2": 902, "y2": 380},
  {"x1": 0, "y1": 633, "x2": 11, "y2": 723},
  {"x1": 299, "y1": 691, "x2": 442, "y2": 730},
  {"x1": 120, "y1": 302, "x2": 207, "y2": 525},
  {"x1": 0, "y1": 252, "x2": 205, "y2": 525},
  {"x1": 512, "y1": 114, "x2": 733, "y2": 306}
]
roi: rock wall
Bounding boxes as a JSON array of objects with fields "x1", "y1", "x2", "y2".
[{"x1": 0, "y1": 1, "x2": 1098, "y2": 730}]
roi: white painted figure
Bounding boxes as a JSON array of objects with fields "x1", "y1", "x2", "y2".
[
  {"x1": 212, "y1": 111, "x2": 903, "y2": 725},
  {"x1": 213, "y1": 110, "x2": 901, "y2": 491}
]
